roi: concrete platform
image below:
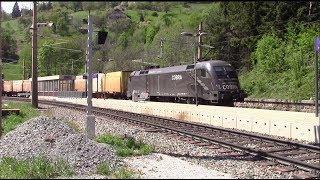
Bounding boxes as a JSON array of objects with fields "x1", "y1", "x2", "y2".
[{"x1": 37, "y1": 96, "x2": 320, "y2": 143}]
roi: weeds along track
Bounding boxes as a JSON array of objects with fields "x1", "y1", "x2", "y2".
[{"x1": 5, "y1": 97, "x2": 320, "y2": 178}]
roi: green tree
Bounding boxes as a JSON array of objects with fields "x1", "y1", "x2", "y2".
[
  {"x1": 19, "y1": 44, "x2": 32, "y2": 79},
  {"x1": 1, "y1": 25, "x2": 18, "y2": 62},
  {"x1": 11, "y1": 2, "x2": 21, "y2": 18},
  {"x1": 49, "y1": 8, "x2": 71, "y2": 36},
  {"x1": 38, "y1": 40, "x2": 56, "y2": 76},
  {"x1": 71, "y1": 2, "x2": 83, "y2": 12},
  {"x1": 254, "y1": 34, "x2": 286, "y2": 73}
]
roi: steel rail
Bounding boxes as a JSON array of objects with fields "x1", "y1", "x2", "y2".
[{"x1": 4, "y1": 97, "x2": 320, "y2": 174}]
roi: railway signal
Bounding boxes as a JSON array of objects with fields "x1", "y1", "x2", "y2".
[{"x1": 97, "y1": 30, "x2": 108, "y2": 45}]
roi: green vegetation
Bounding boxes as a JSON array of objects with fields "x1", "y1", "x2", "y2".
[
  {"x1": 240, "y1": 26, "x2": 319, "y2": 100},
  {"x1": 2, "y1": 101, "x2": 39, "y2": 135},
  {"x1": 3, "y1": 63, "x2": 23, "y2": 80},
  {"x1": 0, "y1": 156, "x2": 74, "y2": 179},
  {"x1": 96, "y1": 134, "x2": 154, "y2": 157},
  {"x1": 96, "y1": 162, "x2": 136, "y2": 179},
  {"x1": 113, "y1": 167, "x2": 136, "y2": 179},
  {"x1": 2, "y1": 2, "x2": 320, "y2": 100},
  {"x1": 96, "y1": 162, "x2": 111, "y2": 176}
]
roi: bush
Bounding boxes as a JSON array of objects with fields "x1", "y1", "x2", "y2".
[
  {"x1": 145, "y1": 25, "x2": 160, "y2": 44},
  {"x1": 151, "y1": 11, "x2": 158, "y2": 17},
  {"x1": 96, "y1": 134, "x2": 154, "y2": 157},
  {"x1": 254, "y1": 34, "x2": 287, "y2": 73}
]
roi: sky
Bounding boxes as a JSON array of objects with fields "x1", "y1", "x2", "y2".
[{"x1": 1, "y1": 1, "x2": 33, "y2": 13}]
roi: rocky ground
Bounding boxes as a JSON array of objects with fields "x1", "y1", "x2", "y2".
[
  {"x1": 0, "y1": 116, "x2": 120, "y2": 176},
  {"x1": 41, "y1": 105, "x2": 301, "y2": 179}
]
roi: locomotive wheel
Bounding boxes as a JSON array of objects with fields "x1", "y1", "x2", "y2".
[{"x1": 186, "y1": 98, "x2": 193, "y2": 104}]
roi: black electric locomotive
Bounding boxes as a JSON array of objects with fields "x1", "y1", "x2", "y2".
[{"x1": 127, "y1": 60, "x2": 246, "y2": 106}]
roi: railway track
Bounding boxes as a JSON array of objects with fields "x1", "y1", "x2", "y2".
[
  {"x1": 236, "y1": 99, "x2": 315, "y2": 113},
  {"x1": 5, "y1": 97, "x2": 320, "y2": 178}
]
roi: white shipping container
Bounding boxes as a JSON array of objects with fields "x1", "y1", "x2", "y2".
[{"x1": 92, "y1": 73, "x2": 105, "y2": 92}]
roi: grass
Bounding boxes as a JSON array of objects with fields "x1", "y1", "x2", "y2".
[
  {"x1": 2, "y1": 101, "x2": 39, "y2": 135},
  {"x1": 96, "y1": 134, "x2": 154, "y2": 157},
  {"x1": 0, "y1": 156, "x2": 74, "y2": 179},
  {"x1": 96, "y1": 162, "x2": 112, "y2": 176},
  {"x1": 96, "y1": 162, "x2": 136, "y2": 179},
  {"x1": 3, "y1": 62, "x2": 23, "y2": 80},
  {"x1": 113, "y1": 167, "x2": 136, "y2": 179}
]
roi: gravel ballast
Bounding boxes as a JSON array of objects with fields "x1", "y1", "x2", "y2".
[
  {"x1": 124, "y1": 153, "x2": 233, "y2": 179},
  {"x1": 45, "y1": 105, "x2": 298, "y2": 179},
  {"x1": 0, "y1": 116, "x2": 119, "y2": 175}
]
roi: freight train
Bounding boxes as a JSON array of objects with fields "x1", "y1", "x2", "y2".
[{"x1": 2, "y1": 60, "x2": 246, "y2": 106}]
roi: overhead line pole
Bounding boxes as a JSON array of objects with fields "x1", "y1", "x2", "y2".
[
  {"x1": 85, "y1": 12, "x2": 95, "y2": 140},
  {"x1": 197, "y1": 22, "x2": 203, "y2": 61},
  {"x1": 31, "y1": 1, "x2": 38, "y2": 108}
]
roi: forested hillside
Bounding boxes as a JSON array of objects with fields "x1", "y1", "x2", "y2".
[{"x1": 1, "y1": 1, "x2": 320, "y2": 100}]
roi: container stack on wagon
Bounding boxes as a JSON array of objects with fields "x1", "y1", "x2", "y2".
[
  {"x1": 92, "y1": 73, "x2": 105, "y2": 98},
  {"x1": 3, "y1": 81, "x2": 13, "y2": 96},
  {"x1": 103, "y1": 71, "x2": 131, "y2": 99}
]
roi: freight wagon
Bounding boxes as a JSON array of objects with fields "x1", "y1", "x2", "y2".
[
  {"x1": 74, "y1": 71, "x2": 132, "y2": 99},
  {"x1": 33, "y1": 75, "x2": 75, "y2": 96}
]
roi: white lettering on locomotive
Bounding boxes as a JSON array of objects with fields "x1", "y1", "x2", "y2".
[
  {"x1": 222, "y1": 84, "x2": 238, "y2": 90},
  {"x1": 172, "y1": 74, "x2": 182, "y2": 81}
]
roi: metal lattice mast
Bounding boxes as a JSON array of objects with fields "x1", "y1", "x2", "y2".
[{"x1": 85, "y1": 12, "x2": 95, "y2": 140}]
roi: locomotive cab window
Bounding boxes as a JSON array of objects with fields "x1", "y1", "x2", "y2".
[
  {"x1": 139, "y1": 70, "x2": 149, "y2": 75},
  {"x1": 213, "y1": 66, "x2": 237, "y2": 79},
  {"x1": 198, "y1": 69, "x2": 210, "y2": 78},
  {"x1": 186, "y1": 65, "x2": 195, "y2": 70}
]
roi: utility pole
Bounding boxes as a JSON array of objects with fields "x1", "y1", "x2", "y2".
[
  {"x1": 31, "y1": 1, "x2": 38, "y2": 108},
  {"x1": 315, "y1": 37, "x2": 320, "y2": 117},
  {"x1": 309, "y1": 2, "x2": 312, "y2": 16},
  {"x1": 0, "y1": 1, "x2": 3, "y2": 137},
  {"x1": 194, "y1": 41, "x2": 198, "y2": 106},
  {"x1": 160, "y1": 38, "x2": 163, "y2": 58},
  {"x1": 316, "y1": 49, "x2": 318, "y2": 117},
  {"x1": 197, "y1": 22, "x2": 203, "y2": 61},
  {"x1": 23, "y1": 58, "x2": 25, "y2": 79},
  {"x1": 85, "y1": 12, "x2": 95, "y2": 140}
]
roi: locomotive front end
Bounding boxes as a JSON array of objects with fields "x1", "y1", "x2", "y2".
[{"x1": 213, "y1": 65, "x2": 246, "y2": 102}]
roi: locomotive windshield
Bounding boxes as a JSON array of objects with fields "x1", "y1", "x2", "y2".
[{"x1": 213, "y1": 66, "x2": 237, "y2": 79}]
